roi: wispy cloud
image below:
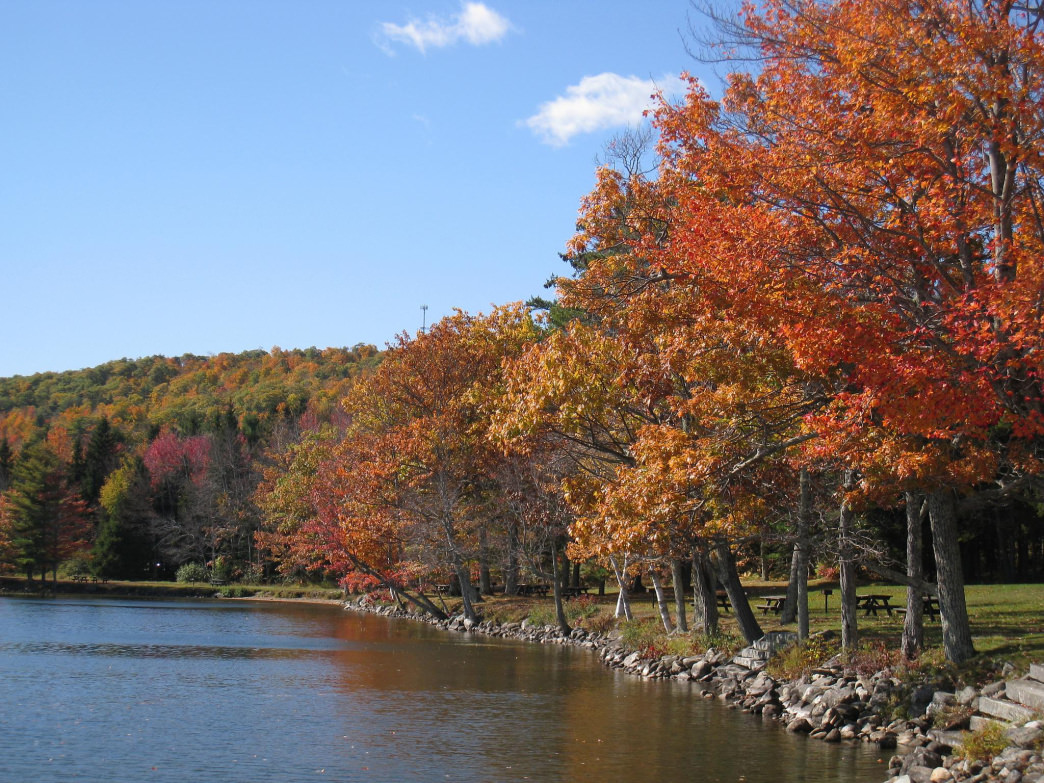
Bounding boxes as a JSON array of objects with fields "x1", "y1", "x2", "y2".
[
  {"x1": 375, "y1": 2, "x2": 513, "y2": 55},
  {"x1": 524, "y1": 73, "x2": 685, "y2": 147}
]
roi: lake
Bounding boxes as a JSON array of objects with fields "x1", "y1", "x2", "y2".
[{"x1": 0, "y1": 597, "x2": 886, "y2": 782}]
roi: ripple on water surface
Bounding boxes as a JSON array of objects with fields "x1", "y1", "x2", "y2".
[{"x1": 0, "y1": 597, "x2": 886, "y2": 783}]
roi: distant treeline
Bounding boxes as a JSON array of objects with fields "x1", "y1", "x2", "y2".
[{"x1": 0, "y1": 345, "x2": 381, "y2": 584}]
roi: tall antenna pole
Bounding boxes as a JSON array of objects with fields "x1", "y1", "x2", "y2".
[{"x1": 420, "y1": 304, "x2": 428, "y2": 334}]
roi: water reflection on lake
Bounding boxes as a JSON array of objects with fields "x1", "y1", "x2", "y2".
[{"x1": 0, "y1": 597, "x2": 885, "y2": 782}]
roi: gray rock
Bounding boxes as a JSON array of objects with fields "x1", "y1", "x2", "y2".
[
  {"x1": 911, "y1": 684, "x2": 936, "y2": 716},
  {"x1": 983, "y1": 681, "x2": 1007, "y2": 697},
  {"x1": 957, "y1": 685, "x2": 979, "y2": 705},
  {"x1": 907, "y1": 765, "x2": 936, "y2": 783},
  {"x1": 691, "y1": 660, "x2": 713, "y2": 679},
  {"x1": 903, "y1": 748, "x2": 943, "y2": 774},
  {"x1": 1006, "y1": 725, "x2": 1043, "y2": 749},
  {"x1": 787, "y1": 717, "x2": 814, "y2": 733},
  {"x1": 980, "y1": 696, "x2": 1038, "y2": 724}
]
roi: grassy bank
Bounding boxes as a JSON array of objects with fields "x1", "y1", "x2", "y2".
[
  {"x1": 431, "y1": 581, "x2": 1044, "y2": 679},
  {"x1": 0, "y1": 575, "x2": 344, "y2": 602}
]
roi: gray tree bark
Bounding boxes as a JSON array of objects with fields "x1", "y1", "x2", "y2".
[
  {"x1": 610, "y1": 554, "x2": 633, "y2": 620},
  {"x1": 649, "y1": 566, "x2": 674, "y2": 633},
  {"x1": 671, "y1": 558, "x2": 689, "y2": 633},
  {"x1": 928, "y1": 490, "x2": 975, "y2": 664},
  {"x1": 902, "y1": 492, "x2": 925, "y2": 660},
  {"x1": 796, "y1": 467, "x2": 810, "y2": 640},
  {"x1": 691, "y1": 546, "x2": 719, "y2": 635},
  {"x1": 714, "y1": 542, "x2": 763, "y2": 643},
  {"x1": 550, "y1": 540, "x2": 571, "y2": 635},
  {"x1": 839, "y1": 471, "x2": 858, "y2": 650}
]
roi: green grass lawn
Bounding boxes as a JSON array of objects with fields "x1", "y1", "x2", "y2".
[{"x1": 466, "y1": 581, "x2": 1044, "y2": 679}]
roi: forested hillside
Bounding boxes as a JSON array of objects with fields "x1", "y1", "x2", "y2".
[{"x1": 0, "y1": 345, "x2": 380, "y2": 582}]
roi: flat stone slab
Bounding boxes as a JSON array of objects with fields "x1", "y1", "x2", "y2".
[
  {"x1": 978, "y1": 696, "x2": 1036, "y2": 724},
  {"x1": 970, "y1": 715, "x2": 1006, "y2": 733},
  {"x1": 927, "y1": 729, "x2": 966, "y2": 748},
  {"x1": 1006, "y1": 678, "x2": 1044, "y2": 712},
  {"x1": 1029, "y1": 663, "x2": 1044, "y2": 684}
]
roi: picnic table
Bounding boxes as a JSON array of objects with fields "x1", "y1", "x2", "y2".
[
  {"x1": 561, "y1": 586, "x2": 590, "y2": 598},
  {"x1": 756, "y1": 594, "x2": 787, "y2": 614},
  {"x1": 516, "y1": 583, "x2": 550, "y2": 597},
  {"x1": 688, "y1": 591, "x2": 733, "y2": 612},
  {"x1": 895, "y1": 595, "x2": 940, "y2": 621},
  {"x1": 72, "y1": 574, "x2": 90, "y2": 583},
  {"x1": 857, "y1": 593, "x2": 895, "y2": 616}
]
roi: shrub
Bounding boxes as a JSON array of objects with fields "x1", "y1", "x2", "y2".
[
  {"x1": 565, "y1": 594, "x2": 599, "y2": 621},
  {"x1": 583, "y1": 611, "x2": 617, "y2": 635},
  {"x1": 841, "y1": 640, "x2": 903, "y2": 676},
  {"x1": 957, "y1": 721, "x2": 1009, "y2": 762},
  {"x1": 176, "y1": 562, "x2": 209, "y2": 583},
  {"x1": 619, "y1": 617, "x2": 667, "y2": 659},
  {"x1": 526, "y1": 605, "x2": 556, "y2": 627},
  {"x1": 768, "y1": 634, "x2": 841, "y2": 680}
]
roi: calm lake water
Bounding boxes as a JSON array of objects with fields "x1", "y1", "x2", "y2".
[{"x1": 0, "y1": 597, "x2": 886, "y2": 782}]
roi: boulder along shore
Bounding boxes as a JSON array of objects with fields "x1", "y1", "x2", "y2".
[{"x1": 343, "y1": 596, "x2": 1044, "y2": 783}]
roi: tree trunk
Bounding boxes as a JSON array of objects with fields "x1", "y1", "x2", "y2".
[
  {"x1": 929, "y1": 490, "x2": 975, "y2": 664},
  {"x1": 902, "y1": 492, "x2": 925, "y2": 660},
  {"x1": 839, "y1": 471, "x2": 858, "y2": 650},
  {"x1": 795, "y1": 467, "x2": 810, "y2": 640},
  {"x1": 478, "y1": 527, "x2": 492, "y2": 595},
  {"x1": 691, "y1": 546, "x2": 718, "y2": 635},
  {"x1": 671, "y1": 558, "x2": 689, "y2": 633},
  {"x1": 649, "y1": 566, "x2": 674, "y2": 633},
  {"x1": 505, "y1": 519, "x2": 520, "y2": 596},
  {"x1": 780, "y1": 546, "x2": 800, "y2": 624},
  {"x1": 452, "y1": 559, "x2": 478, "y2": 623},
  {"x1": 571, "y1": 561, "x2": 581, "y2": 589},
  {"x1": 714, "y1": 542, "x2": 762, "y2": 643},
  {"x1": 551, "y1": 540, "x2": 571, "y2": 635},
  {"x1": 610, "y1": 554, "x2": 633, "y2": 620}
]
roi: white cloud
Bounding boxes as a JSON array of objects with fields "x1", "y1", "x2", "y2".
[
  {"x1": 376, "y1": 2, "x2": 512, "y2": 55},
  {"x1": 525, "y1": 73, "x2": 685, "y2": 147}
]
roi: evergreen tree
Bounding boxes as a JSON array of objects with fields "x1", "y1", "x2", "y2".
[
  {"x1": 92, "y1": 457, "x2": 155, "y2": 579},
  {"x1": 2, "y1": 442, "x2": 90, "y2": 582}
]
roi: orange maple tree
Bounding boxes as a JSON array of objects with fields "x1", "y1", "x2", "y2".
[{"x1": 628, "y1": 0, "x2": 1044, "y2": 661}]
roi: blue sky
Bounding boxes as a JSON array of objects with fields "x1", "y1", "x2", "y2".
[{"x1": 1, "y1": 1, "x2": 711, "y2": 377}]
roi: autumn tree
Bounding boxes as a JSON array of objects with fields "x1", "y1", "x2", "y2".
[
  {"x1": 323, "y1": 307, "x2": 540, "y2": 622},
  {"x1": 644, "y1": 0, "x2": 1044, "y2": 661}
]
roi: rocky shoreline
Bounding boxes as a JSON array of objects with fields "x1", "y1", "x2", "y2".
[{"x1": 344, "y1": 596, "x2": 1043, "y2": 783}]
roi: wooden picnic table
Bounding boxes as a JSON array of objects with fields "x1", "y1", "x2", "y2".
[
  {"x1": 756, "y1": 594, "x2": 787, "y2": 614},
  {"x1": 895, "y1": 595, "x2": 940, "y2": 621},
  {"x1": 561, "y1": 586, "x2": 590, "y2": 598},
  {"x1": 857, "y1": 593, "x2": 894, "y2": 616},
  {"x1": 517, "y1": 584, "x2": 550, "y2": 597},
  {"x1": 688, "y1": 591, "x2": 733, "y2": 612}
]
